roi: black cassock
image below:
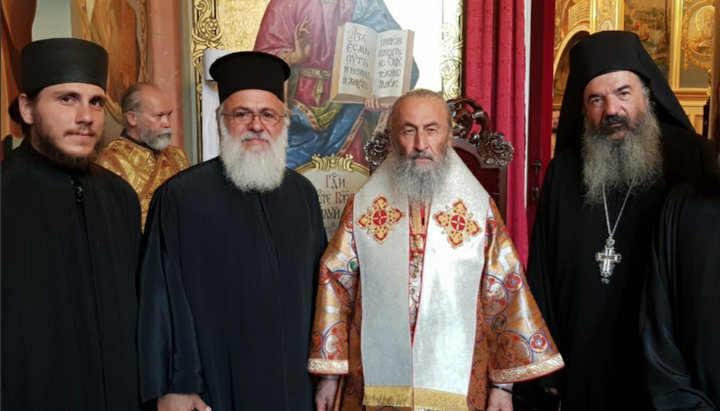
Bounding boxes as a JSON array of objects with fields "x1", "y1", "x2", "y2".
[
  {"x1": 641, "y1": 179, "x2": 720, "y2": 410},
  {"x1": 1, "y1": 141, "x2": 142, "y2": 410},
  {"x1": 138, "y1": 158, "x2": 326, "y2": 410},
  {"x1": 524, "y1": 124, "x2": 715, "y2": 410}
]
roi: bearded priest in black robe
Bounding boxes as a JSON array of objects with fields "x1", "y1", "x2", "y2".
[
  {"x1": 2, "y1": 38, "x2": 142, "y2": 410},
  {"x1": 137, "y1": 51, "x2": 327, "y2": 411},
  {"x1": 521, "y1": 31, "x2": 716, "y2": 410},
  {"x1": 640, "y1": 167, "x2": 720, "y2": 410}
]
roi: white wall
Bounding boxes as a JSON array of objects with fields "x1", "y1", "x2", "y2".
[{"x1": 32, "y1": 0, "x2": 72, "y2": 39}]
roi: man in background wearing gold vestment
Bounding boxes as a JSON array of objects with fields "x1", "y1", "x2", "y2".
[{"x1": 97, "y1": 83, "x2": 188, "y2": 229}]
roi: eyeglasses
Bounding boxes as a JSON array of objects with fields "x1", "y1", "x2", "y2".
[{"x1": 221, "y1": 110, "x2": 285, "y2": 126}]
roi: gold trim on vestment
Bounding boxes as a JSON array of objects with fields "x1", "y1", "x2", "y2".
[
  {"x1": 363, "y1": 385, "x2": 412, "y2": 408},
  {"x1": 307, "y1": 358, "x2": 348, "y2": 374},
  {"x1": 490, "y1": 353, "x2": 565, "y2": 383},
  {"x1": 363, "y1": 386, "x2": 468, "y2": 410},
  {"x1": 414, "y1": 387, "x2": 468, "y2": 411}
]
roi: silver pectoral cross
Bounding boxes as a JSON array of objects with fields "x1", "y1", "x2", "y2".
[{"x1": 595, "y1": 237, "x2": 622, "y2": 284}]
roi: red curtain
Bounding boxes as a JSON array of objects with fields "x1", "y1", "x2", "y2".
[{"x1": 464, "y1": 0, "x2": 528, "y2": 263}]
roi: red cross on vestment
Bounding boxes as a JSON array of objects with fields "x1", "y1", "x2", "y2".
[
  {"x1": 433, "y1": 200, "x2": 481, "y2": 248},
  {"x1": 357, "y1": 196, "x2": 405, "y2": 243}
]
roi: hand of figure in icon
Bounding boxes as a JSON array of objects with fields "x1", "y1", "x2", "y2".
[
  {"x1": 364, "y1": 95, "x2": 391, "y2": 112},
  {"x1": 287, "y1": 16, "x2": 312, "y2": 65}
]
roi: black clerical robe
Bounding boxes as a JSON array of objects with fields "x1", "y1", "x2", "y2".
[
  {"x1": 525, "y1": 124, "x2": 715, "y2": 410},
  {"x1": 641, "y1": 179, "x2": 720, "y2": 410},
  {"x1": 137, "y1": 158, "x2": 326, "y2": 410},
  {"x1": 1, "y1": 141, "x2": 142, "y2": 410}
]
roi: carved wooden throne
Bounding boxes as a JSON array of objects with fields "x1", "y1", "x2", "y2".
[{"x1": 363, "y1": 97, "x2": 515, "y2": 217}]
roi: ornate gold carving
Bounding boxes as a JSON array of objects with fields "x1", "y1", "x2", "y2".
[
  {"x1": 596, "y1": 0, "x2": 617, "y2": 31},
  {"x1": 555, "y1": 0, "x2": 591, "y2": 57},
  {"x1": 441, "y1": 0, "x2": 463, "y2": 100},
  {"x1": 296, "y1": 154, "x2": 370, "y2": 175},
  {"x1": 568, "y1": 0, "x2": 591, "y2": 30},
  {"x1": 312, "y1": 154, "x2": 355, "y2": 172},
  {"x1": 191, "y1": 0, "x2": 222, "y2": 160},
  {"x1": 137, "y1": 0, "x2": 148, "y2": 87}
]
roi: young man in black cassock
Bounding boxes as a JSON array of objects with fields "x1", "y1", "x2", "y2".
[
  {"x1": 137, "y1": 51, "x2": 327, "y2": 411},
  {"x1": 640, "y1": 165, "x2": 720, "y2": 410},
  {"x1": 1, "y1": 38, "x2": 142, "y2": 410},
  {"x1": 520, "y1": 31, "x2": 716, "y2": 410}
]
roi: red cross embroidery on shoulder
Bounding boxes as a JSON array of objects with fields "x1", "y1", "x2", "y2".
[
  {"x1": 433, "y1": 200, "x2": 481, "y2": 248},
  {"x1": 357, "y1": 196, "x2": 405, "y2": 243}
]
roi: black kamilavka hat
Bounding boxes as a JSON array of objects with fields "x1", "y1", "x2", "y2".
[
  {"x1": 555, "y1": 31, "x2": 693, "y2": 153},
  {"x1": 21, "y1": 38, "x2": 109, "y2": 94},
  {"x1": 209, "y1": 51, "x2": 290, "y2": 103}
]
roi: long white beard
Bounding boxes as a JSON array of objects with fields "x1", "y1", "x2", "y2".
[
  {"x1": 388, "y1": 144, "x2": 451, "y2": 203},
  {"x1": 582, "y1": 107, "x2": 663, "y2": 205},
  {"x1": 218, "y1": 120, "x2": 288, "y2": 192}
]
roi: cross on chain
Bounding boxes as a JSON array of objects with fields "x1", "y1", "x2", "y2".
[{"x1": 595, "y1": 237, "x2": 622, "y2": 284}]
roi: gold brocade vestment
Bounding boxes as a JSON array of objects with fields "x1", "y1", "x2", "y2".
[{"x1": 97, "y1": 136, "x2": 189, "y2": 229}]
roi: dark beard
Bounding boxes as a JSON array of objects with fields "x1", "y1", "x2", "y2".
[
  {"x1": 582, "y1": 107, "x2": 663, "y2": 205},
  {"x1": 32, "y1": 118, "x2": 100, "y2": 171}
]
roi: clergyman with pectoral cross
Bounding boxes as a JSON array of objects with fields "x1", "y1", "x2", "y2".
[{"x1": 518, "y1": 31, "x2": 716, "y2": 411}]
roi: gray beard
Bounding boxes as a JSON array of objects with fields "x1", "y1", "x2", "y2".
[
  {"x1": 582, "y1": 107, "x2": 663, "y2": 205},
  {"x1": 218, "y1": 119, "x2": 288, "y2": 192},
  {"x1": 139, "y1": 127, "x2": 172, "y2": 151},
  {"x1": 388, "y1": 145, "x2": 450, "y2": 203}
]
